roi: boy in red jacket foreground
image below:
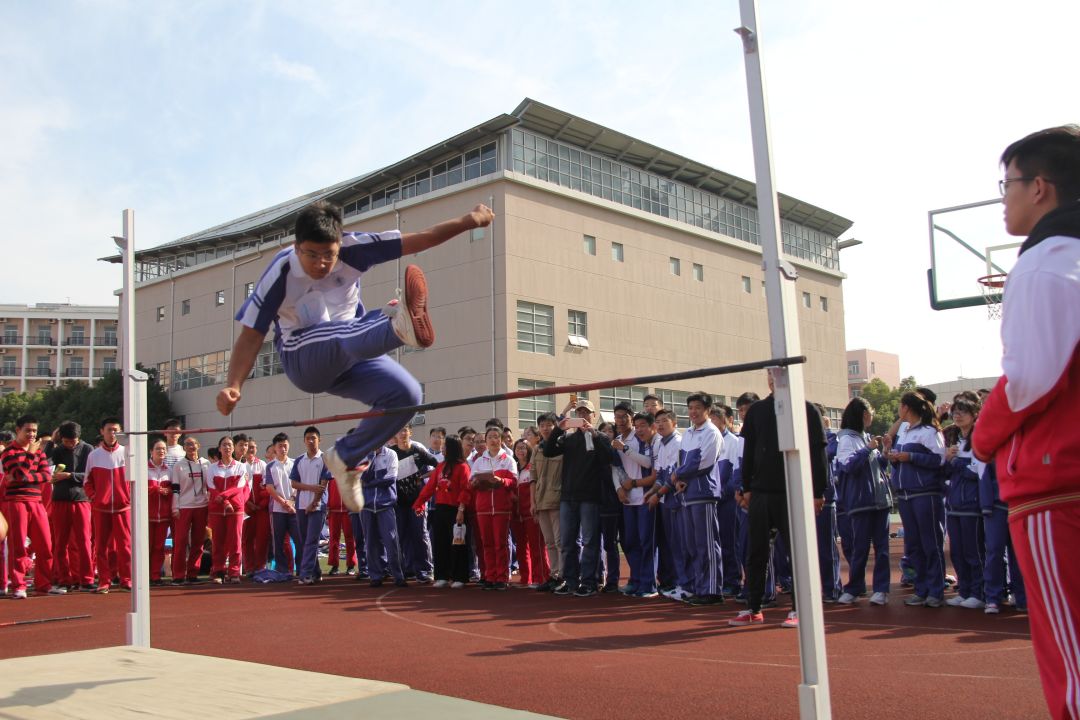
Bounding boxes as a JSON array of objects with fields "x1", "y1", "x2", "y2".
[{"x1": 973, "y1": 125, "x2": 1080, "y2": 720}]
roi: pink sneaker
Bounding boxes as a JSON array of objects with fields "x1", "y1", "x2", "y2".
[
  {"x1": 728, "y1": 610, "x2": 764, "y2": 626},
  {"x1": 781, "y1": 611, "x2": 799, "y2": 628}
]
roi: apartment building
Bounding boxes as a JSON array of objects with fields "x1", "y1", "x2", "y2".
[{"x1": 0, "y1": 304, "x2": 119, "y2": 395}]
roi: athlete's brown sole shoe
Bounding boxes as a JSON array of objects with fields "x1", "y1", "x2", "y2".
[{"x1": 402, "y1": 264, "x2": 434, "y2": 348}]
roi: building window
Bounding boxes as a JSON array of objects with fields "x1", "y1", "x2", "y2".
[
  {"x1": 692, "y1": 263, "x2": 704, "y2": 282},
  {"x1": 741, "y1": 276, "x2": 752, "y2": 294},
  {"x1": 669, "y1": 257, "x2": 681, "y2": 276},
  {"x1": 509, "y1": 128, "x2": 840, "y2": 271},
  {"x1": 802, "y1": 292, "x2": 811, "y2": 308},
  {"x1": 470, "y1": 228, "x2": 485, "y2": 243},
  {"x1": 181, "y1": 299, "x2": 191, "y2": 316},
  {"x1": 611, "y1": 242, "x2": 624, "y2": 262},
  {"x1": 583, "y1": 235, "x2": 596, "y2": 256},
  {"x1": 848, "y1": 361, "x2": 859, "y2": 375},
  {"x1": 655, "y1": 388, "x2": 691, "y2": 427},
  {"x1": 599, "y1": 385, "x2": 647, "y2": 413},
  {"x1": 215, "y1": 290, "x2": 226, "y2": 306},
  {"x1": 870, "y1": 361, "x2": 876, "y2": 374},
  {"x1": 518, "y1": 379, "x2": 556, "y2": 429},
  {"x1": 156, "y1": 306, "x2": 165, "y2": 322},
  {"x1": 568, "y1": 310, "x2": 588, "y2": 339},
  {"x1": 155, "y1": 361, "x2": 170, "y2": 386},
  {"x1": 103, "y1": 326, "x2": 117, "y2": 345},
  {"x1": 244, "y1": 282, "x2": 255, "y2": 299},
  {"x1": 70, "y1": 325, "x2": 85, "y2": 343},
  {"x1": 171, "y1": 350, "x2": 231, "y2": 391},
  {"x1": 103, "y1": 356, "x2": 117, "y2": 372},
  {"x1": 819, "y1": 296, "x2": 828, "y2": 312},
  {"x1": 516, "y1": 301, "x2": 555, "y2": 355},
  {"x1": 251, "y1": 341, "x2": 284, "y2": 379}
]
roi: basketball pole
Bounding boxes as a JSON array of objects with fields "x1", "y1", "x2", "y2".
[
  {"x1": 736, "y1": 3, "x2": 832, "y2": 719},
  {"x1": 116, "y1": 210, "x2": 151, "y2": 648}
]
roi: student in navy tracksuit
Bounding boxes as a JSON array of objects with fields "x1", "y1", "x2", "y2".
[
  {"x1": 673, "y1": 393, "x2": 724, "y2": 606},
  {"x1": 978, "y1": 462, "x2": 1026, "y2": 614},
  {"x1": 943, "y1": 398, "x2": 987, "y2": 609},
  {"x1": 599, "y1": 409, "x2": 631, "y2": 593},
  {"x1": 834, "y1": 397, "x2": 892, "y2": 605},
  {"x1": 646, "y1": 410, "x2": 689, "y2": 601},
  {"x1": 816, "y1": 408, "x2": 843, "y2": 602},
  {"x1": 709, "y1": 406, "x2": 742, "y2": 597},
  {"x1": 360, "y1": 443, "x2": 405, "y2": 586},
  {"x1": 289, "y1": 427, "x2": 333, "y2": 585},
  {"x1": 613, "y1": 412, "x2": 661, "y2": 597},
  {"x1": 889, "y1": 392, "x2": 948, "y2": 608}
]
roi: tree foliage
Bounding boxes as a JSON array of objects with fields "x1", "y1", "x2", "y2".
[
  {"x1": 858, "y1": 375, "x2": 919, "y2": 436},
  {"x1": 0, "y1": 365, "x2": 176, "y2": 443}
]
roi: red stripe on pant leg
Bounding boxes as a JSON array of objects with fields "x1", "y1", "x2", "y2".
[
  {"x1": 1036, "y1": 511, "x2": 1080, "y2": 718},
  {"x1": 1014, "y1": 511, "x2": 1080, "y2": 720}
]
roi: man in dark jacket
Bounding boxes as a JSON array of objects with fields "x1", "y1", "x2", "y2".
[
  {"x1": 49, "y1": 420, "x2": 95, "y2": 590},
  {"x1": 544, "y1": 399, "x2": 612, "y2": 597},
  {"x1": 729, "y1": 375, "x2": 828, "y2": 628}
]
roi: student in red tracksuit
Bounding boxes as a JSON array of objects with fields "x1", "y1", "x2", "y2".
[
  {"x1": 0, "y1": 414, "x2": 64, "y2": 598},
  {"x1": 83, "y1": 417, "x2": 130, "y2": 594},
  {"x1": 241, "y1": 441, "x2": 271, "y2": 575},
  {"x1": 973, "y1": 126, "x2": 1080, "y2": 720},
  {"x1": 147, "y1": 440, "x2": 172, "y2": 584},
  {"x1": 170, "y1": 436, "x2": 211, "y2": 584},
  {"x1": 510, "y1": 439, "x2": 549, "y2": 588},
  {"x1": 470, "y1": 426, "x2": 517, "y2": 590},
  {"x1": 326, "y1": 478, "x2": 357, "y2": 575},
  {"x1": 413, "y1": 434, "x2": 471, "y2": 587},
  {"x1": 208, "y1": 436, "x2": 249, "y2": 584}
]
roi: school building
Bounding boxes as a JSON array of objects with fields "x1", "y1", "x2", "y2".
[{"x1": 117, "y1": 98, "x2": 853, "y2": 445}]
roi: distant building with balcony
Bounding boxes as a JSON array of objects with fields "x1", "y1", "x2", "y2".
[
  {"x1": 0, "y1": 304, "x2": 119, "y2": 394},
  {"x1": 846, "y1": 348, "x2": 900, "y2": 398}
]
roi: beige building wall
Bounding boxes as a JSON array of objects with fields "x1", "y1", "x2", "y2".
[{"x1": 132, "y1": 173, "x2": 849, "y2": 448}]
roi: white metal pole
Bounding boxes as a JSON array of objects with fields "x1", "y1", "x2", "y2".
[
  {"x1": 735, "y1": 3, "x2": 831, "y2": 719},
  {"x1": 118, "y1": 209, "x2": 151, "y2": 647}
]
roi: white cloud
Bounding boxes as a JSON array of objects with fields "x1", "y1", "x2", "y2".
[{"x1": 267, "y1": 54, "x2": 326, "y2": 94}]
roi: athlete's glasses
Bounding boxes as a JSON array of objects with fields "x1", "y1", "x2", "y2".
[{"x1": 998, "y1": 177, "x2": 1034, "y2": 196}]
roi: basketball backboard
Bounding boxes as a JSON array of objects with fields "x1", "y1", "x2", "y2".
[{"x1": 927, "y1": 198, "x2": 1022, "y2": 311}]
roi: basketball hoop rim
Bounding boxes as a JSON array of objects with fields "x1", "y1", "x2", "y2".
[{"x1": 977, "y1": 273, "x2": 1008, "y2": 290}]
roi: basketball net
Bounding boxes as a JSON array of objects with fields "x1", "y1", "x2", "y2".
[{"x1": 977, "y1": 273, "x2": 1007, "y2": 319}]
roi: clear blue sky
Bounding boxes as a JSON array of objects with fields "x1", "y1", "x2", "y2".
[{"x1": 2, "y1": 0, "x2": 1075, "y2": 383}]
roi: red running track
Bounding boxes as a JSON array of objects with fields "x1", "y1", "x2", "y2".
[{"x1": 0, "y1": 574, "x2": 1046, "y2": 720}]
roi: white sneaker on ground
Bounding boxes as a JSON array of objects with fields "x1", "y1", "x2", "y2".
[
  {"x1": 960, "y1": 596, "x2": 985, "y2": 610},
  {"x1": 924, "y1": 596, "x2": 943, "y2": 608},
  {"x1": 984, "y1": 602, "x2": 1000, "y2": 615},
  {"x1": 946, "y1": 595, "x2": 966, "y2": 607},
  {"x1": 904, "y1": 595, "x2": 926, "y2": 606},
  {"x1": 432, "y1": 579, "x2": 449, "y2": 588},
  {"x1": 12, "y1": 589, "x2": 27, "y2": 599},
  {"x1": 47, "y1": 586, "x2": 68, "y2": 595},
  {"x1": 450, "y1": 581, "x2": 465, "y2": 589},
  {"x1": 325, "y1": 445, "x2": 364, "y2": 513},
  {"x1": 781, "y1": 611, "x2": 799, "y2": 628},
  {"x1": 388, "y1": 265, "x2": 434, "y2": 348},
  {"x1": 869, "y1": 592, "x2": 888, "y2": 606},
  {"x1": 837, "y1": 592, "x2": 857, "y2": 605}
]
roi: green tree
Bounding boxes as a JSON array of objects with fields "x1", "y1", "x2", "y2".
[
  {"x1": 858, "y1": 376, "x2": 919, "y2": 436},
  {"x1": 1, "y1": 365, "x2": 176, "y2": 442}
]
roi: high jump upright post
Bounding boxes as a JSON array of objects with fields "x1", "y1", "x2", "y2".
[
  {"x1": 735, "y1": 2, "x2": 832, "y2": 719},
  {"x1": 116, "y1": 209, "x2": 151, "y2": 647}
]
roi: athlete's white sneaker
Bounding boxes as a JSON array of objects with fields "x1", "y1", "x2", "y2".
[
  {"x1": 960, "y1": 596, "x2": 986, "y2": 610},
  {"x1": 946, "y1": 595, "x2": 966, "y2": 607},
  {"x1": 388, "y1": 265, "x2": 434, "y2": 348},
  {"x1": 325, "y1": 445, "x2": 364, "y2": 513},
  {"x1": 836, "y1": 592, "x2": 857, "y2": 605},
  {"x1": 869, "y1": 592, "x2": 888, "y2": 606}
]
